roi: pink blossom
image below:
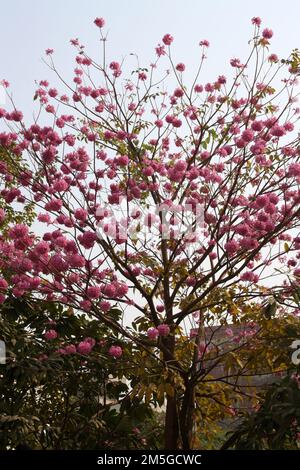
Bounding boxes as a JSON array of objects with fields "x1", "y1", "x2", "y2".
[
  {"x1": 174, "y1": 160, "x2": 187, "y2": 172},
  {"x1": 270, "y1": 125, "x2": 285, "y2": 137},
  {"x1": 115, "y1": 283, "x2": 128, "y2": 297},
  {"x1": 193, "y1": 85, "x2": 202, "y2": 94},
  {"x1": 109, "y1": 61, "x2": 120, "y2": 71},
  {"x1": 172, "y1": 118, "x2": 182, "y2": 128},
  {"x1": 255, "y1": 195, "x2": 268, "y2": 208},
  {"x1": 162, "y1": 34, "x2": 173, "y2": 46},
  {"x1": 48, "y1": 88, "x2": 58, "y2": 98},
  {"x1": 174, "y1": 87, "x2": 184, "y2": 98},
  {"x1": 155, "y1": 119, "x2": 163, "y2": 128},
  {"x1": 77, "y1": 341, "x2": 93, "y2": 355},
  {"x1": 52, "y1": 179, "x2": 68, "y2": 192},
  {"x1": 117, "y1": 155, "x2": 129, "y2": 166},
  {"x1": 176, "y1": 63, "x2": 185, "y2": 72},
  {"x1": 242, "y1": 129, "x2": 254, "y2": 142},
  {"x1": 186, "y1": 276, "x2": 196, "y2": 287},
  {"x1": 108, "y1": 345, "x2": 123, "y2": 358},
  {"x1": 251, "y1": 17, "x2": 262, "y2": 26},
  {"x1": 45, "y1": 104, "x2": 55, "y2": 114},
  {"x1": 65, "y1": 344, "x2": 77, "y2": 354},
  {"x1": 156, "y1": 304, "x2": 165, "y2": 312},
  {"x1": 157, "y1": 324, "x2": 170, "y2": 336},
  {"x1": 201, "y1": 151, "x2": 210, "y2": 160},
  {"x1": 87, "y1": 286, "x2": 101, "y2": 299},
  {"x1": 205, "y1": 82, "x2": 214, "y2": 93},
  {"x1": 34, "y1": 241, "x2": 50, "y2": 255},
  {"x1": 251, "y1": 120, "x2": 264, "y2": 131},
  {"x1": 0, "y1": 278, "x2": 8, "y2": 290},
  {"x1": 230, "y1": 58, "x2": 243, "y2": 68},
  {"x1": 155, "y1": 44, "x2": 166, "y2": 57},
  {"x1": 239, "y1": 237, "x2": 258, "y2": 250},
  {"x1": 147, "y1": 327, "x2": 159, "y2": 340},
  {"x1": 102, "y1": 284, "x2": 116, "y2": 297},
  {"x1": 138, "y1": 72, "x2": 147, "y2": 81},
  {"x1": 268, "y1": 54, "x2": 278, "y2": 63},
  {"x1": 44, "y1": 329, "x2": 58, "y2": 340},
  {"x1": 80, "y1": 300, "x2": 92, "y2": 310},
  {"x1": 288, "y1": 163, "x2": 300, "y2": 177},
  {"x1": 94, "y1": 17, "x2": 105, "y2": 28},
  {"x1": 284, "y1": 122, "x2": 294, "y2": 132},
  {"x1": 100, "y1": 300, "x2": 111, "y2": 312},
  {"x1": 1, "y1": 79, "x2": 9, "y2": 88},
  {"x1": 262, "y1": 28, "x2": 273, "y2": 39},
  {"x1": 67, "y1": 253, "x2": 84, "y2": 268},
  {"x1": 8, "y1": 224, "x2": 29, "y2": 239},
  {"x1": 78, "y1": 231, "x2": 97, "y2": 249},
  {"x1": 240, "y1": 271, "x2": 259, "y2": 282},
  {"x1": 199, "y1": 39, "x2": 210, "y2": 47},
  {"x1": 224, "y1": 240, "x2": 239, "y2": 255},
  {"x1": 74, "y1": 208, "x2": 88, "y2": 221},
  {"x1": 45, "y1": 198, "x2": 63, "y2": 212},
  {"x1": 9, "y1": 110, "x2": 23, "y2": 122},
  {"x1": 218, "y1": 75, "x2": 226, "y2": 84},
  {"x1": 49, "y1": 254, "x2": 68, "y2": 272},
  {"x1": 85, "y1": 337, "x2": 96, "y2": 347}
]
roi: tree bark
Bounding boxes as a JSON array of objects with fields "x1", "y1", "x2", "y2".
[
  {"x1": 162, "y1": 333, "x2": 179, "y2": 449},
  {"x1": 161, "y1": 323, "x2": 197, "y2": 449},
  {"x1": 179, "y1": 382, "x2": 195, "y2": 450},
  {"x1": 164, "y1": 393, "x2": 179, "y2": 449}
]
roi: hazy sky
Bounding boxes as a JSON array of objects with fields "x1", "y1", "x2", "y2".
[{"x1": 1, "y1": 0, "x2": 300, "y2": 117}]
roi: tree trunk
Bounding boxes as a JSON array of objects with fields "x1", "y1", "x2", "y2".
[
  {"x1": 162, "y1": 333, "x2": 179, "y2": 449},
  {"x1": 162, "y1": 331, "x2": 197, "y2": 449},
  {"x1": 164, "y1": 380, "x2": 196, "y2": 450},
  {"x1": 179, "y1": 382, "x2": 195, "y2": 450},
  {"x1": 164, "y1": 394, "x2": 179, "y2": 449}
]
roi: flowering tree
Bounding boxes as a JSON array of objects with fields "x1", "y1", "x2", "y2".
[{"x1": 1, "y1": 16, "x2": 300, "y2": 449}]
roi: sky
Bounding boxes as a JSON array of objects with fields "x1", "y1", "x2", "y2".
[{"x1": 1, "y1": 0, "x2": 300, "y2": 117}]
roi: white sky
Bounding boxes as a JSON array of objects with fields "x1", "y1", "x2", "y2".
[{"x1": 1, "y1": 0, "x2": 300, "y2": 115}]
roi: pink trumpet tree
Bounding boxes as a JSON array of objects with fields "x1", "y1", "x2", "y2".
[{"x1": 1, "y1": 16, "x2": 300, "y2": 448}]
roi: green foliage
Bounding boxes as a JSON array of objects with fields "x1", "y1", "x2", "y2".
[
  {"x1": 0, "y1": 147, "x2": 35, "y2": 230},
  {"x1": 222, "y1": 374, "x2": 300, "y2": 450},
  {"x1": 0, "y1": 297, "x2": 163, "y2": 449}
]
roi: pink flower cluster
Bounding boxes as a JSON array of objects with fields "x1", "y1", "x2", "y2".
[
  {"x1": 44, "y1": 329, "x2": 58, "y2": 340},
  {"x1": 147, "y1": 324, "x2": 170, "y2": 340},
  {"x1": 108, "y1": 345, "x2": 123, "y2": 358}
]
